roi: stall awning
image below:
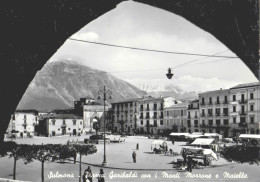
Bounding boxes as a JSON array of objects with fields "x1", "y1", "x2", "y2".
[
  {"x1": 239, "y1": 134, "x2": 260, "y2": 139},
  {"x1": 170, "y1": 133, "x2": 190, "y2": 136},
  {"x1": 191, "y1": 138, "x2": 215, "y2": 145},
  {"x1": 152, "y1": 140, "x2": 167, "y2": 145}
]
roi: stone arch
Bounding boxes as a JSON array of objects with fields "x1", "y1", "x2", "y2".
[{"x1": 0, "y1": 0, "x2": 258, "y2": 143}]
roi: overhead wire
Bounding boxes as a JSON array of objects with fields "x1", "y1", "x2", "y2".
[{"x1": 68, "y1": 38, "x2": 238, "y2": 59}]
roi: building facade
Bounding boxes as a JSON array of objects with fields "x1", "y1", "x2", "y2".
[
  {"x1": 6, "y1": 110, "x2": 39, "y2": 138},
  {"x1": 111, "y1": 96, "x2": 180, "y2": 135},
  {"x1": 198, "y1": 82, "x2": 260, "y2": 137},
  {"x1": 164, "y1": 102, "x2": 188, "y2": 133},
  {"x1": 187, "y1": 100, "x2": 200, "y2": 133},
  {"x1": 229, "y1": 82, "x2": 260, "y2": 136},
  {"x1": 199, "y1": 89, "x2": 230, "y2": 137},
  {"x1": 39, "y1": 114, "x2": 83, "y2": 136}
]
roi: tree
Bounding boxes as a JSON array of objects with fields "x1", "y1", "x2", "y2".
[
  {"x1": 71, "y1": 144, "x2": 97, "y2": 182},
  {"x1": 0, "y1": 142, "x2": 32, "y2": 180},
  {"x1": 220, "y1": 142, "x2": 260, "y2": 165}
]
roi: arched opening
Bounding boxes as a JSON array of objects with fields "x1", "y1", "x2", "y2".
[{"x1": 0, "y1": 0, "x2": 258, "y2": 143}]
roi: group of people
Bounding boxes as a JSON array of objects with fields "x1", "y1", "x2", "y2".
[{"x1": 82, "y1": 166, "x2": 105, "y2": 182}]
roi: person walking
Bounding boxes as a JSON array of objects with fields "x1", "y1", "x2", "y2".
[
  {"x1": 82, "y1": 170, "x2": 87, "y2": 182},
  {"x1": 132, "y1": 151, "x2": 137, "y2": 163},
  {"x1": 165, "y1": 145, "x2": 168, "y2": 155},
  {"x1": 187, "y1": 156, "x2": 192, "y2": 172},
  {"x1": 97, "y1": 169, "x2": 105, "y2": 182},
  {"x1": 136, "y1": 143, "x2": 139, "y2": 150},
  {"x1": 86, "y1": 166, "x2": 93, "y2": 182}
]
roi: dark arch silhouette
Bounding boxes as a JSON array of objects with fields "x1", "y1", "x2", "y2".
[{"x1": 0, "y1": 0, "x2": 259, "y2": 144}]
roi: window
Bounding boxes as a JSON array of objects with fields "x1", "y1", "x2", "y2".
[
  {"x1": 194, "y1": 120, "x2": 198, "y2": 125},
  {"x1": 68, "y1": 128, "x2": 71, "y2": 130},
  {"x1": 209, "y1": 97, "x2": 212, "y2": 104},
  {"x1": 224, "y1": 120, "x2": 228, "y2": 125},
  {"x1": 73, "y1": 120, "x2": 76, "y2": 126},
  {"x1": 250, "y1": 105, "x2": 254, "y2": 111},
  {"x1": 202, "y1": 98, "x2": 205, "y2": 105},
  {"x1": 181, "y1": 110, "x2": 183, "y2": 116},
  {"x1": 52, "y1": 120, "x2": 56, "y2": 125},
  {"x1": 154, "y1": 120, "x2": 157, "y2": 127},
  {"x1": 80, "y1": 121, "x2": 82, "y2": 125},
  {"x1": 153, "y1": 103, "x2": 157, "y2": 110},
  {"x1": 35, "y1": 117, "x2": 38, "y2": 121},
  {"x1": 209, "y1": 120, "x2": 213, "y2": 126},
  {"x1": 188, "y1": 111, "x2": 190, "y2": 118},
  {"x1": 241, "y1": 94, "x2": 245, "y2": 101},
  {"x1": 233, "y1": 106, "x2": 236, "y2": 112},
  {"x1": 140, "y1": 120, "x2": 143, "y2": 125},
  {"x1": 187, "y1": 120, "x2": 191, "y2": 127},
  {"x1": 250, "y1": 117, "x2": 254, "y2": 124},
  {"x1": 167, "y1": 111, "x2": 169, "y2": 116},
  {"x1": 216, "y1": 120, "x2": 221, "y2": 126},
  {"x1": 233, "y1": 95, "x2": 236, "y2": 101},
  {"x1": 63, "y1": 120, "x2": 66, "y2": 125},
  {"x1": 12, "y1": 115, "x2": 15, "y2": 120},
  {"x1": 250, "y1": 93, "x2": 254, "y2": 99},
  {"x1": 215, "y1": 108, "x2": 220, "y2": 115},
  {"x1": 223, "y1": 108, "x2": 228, "y2": 115},
  {"x1": 233, "y1": 117, "x2": 236, "y2": 124},
  {"x1": 224, "y1": 96, "x2": 228, "y2": 103},
  {"x1": 24, "y1": 115, "x2": 27, "y2": 119},
  {"x1": 160, "y1": 120, "x2": 163, "y2": 125}
]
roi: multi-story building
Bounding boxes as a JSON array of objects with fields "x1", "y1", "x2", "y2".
[
  {"x1": 111, "y1": 98, "x2": 139, "y2": 134},
  {"x1": 164, "y1": 102, "x2": 188, "y2": 133},
  {"x1": 199, "y1": 89, "x2": 230, "y2": 137},
  {"x1": 111, "y1": 96, "x2": 179, "y2": 135},
  {"x1": 187, "y1": 100, "x2": 200, "y2": 133},
  {"x1": 6, "y1": 110, "x2": 39, "y2": 138},
  {"x1": 229, "y1": 82, "x2": 260, "y2": 136},
  {"x1": 38, "y1": 114, "x2": 83, "y2": 136}
]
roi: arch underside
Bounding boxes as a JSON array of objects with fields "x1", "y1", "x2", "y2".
[{"x1": 0, "y1": 0, "x2": 259, "y2": 143}]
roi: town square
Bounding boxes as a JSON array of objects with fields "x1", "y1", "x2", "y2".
[{"x1": 1, "y1": 0, "x2": 260, "y2": 182}]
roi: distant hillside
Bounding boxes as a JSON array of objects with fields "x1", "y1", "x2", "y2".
[
  {"x1": 17, "y1": 60, "x2": 146, "y2": 110},
  {"x1": 126, "y1": 79, "x2": 198, "y2": 101}
]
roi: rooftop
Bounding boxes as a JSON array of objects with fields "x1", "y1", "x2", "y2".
[
  {"x1": 40, "y1": 113, "x2": 83, "y2": 120},
  {"x1": 230, "y1": 82, "x2": 260, "y2": 89}
]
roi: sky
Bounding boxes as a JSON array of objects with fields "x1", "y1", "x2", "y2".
[{"x1": 49, "y1": 1, "x2": 258, "y2": 92}]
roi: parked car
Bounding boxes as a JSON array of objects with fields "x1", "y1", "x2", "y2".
[
  {"x1": 84, "y1": 138, "x2": 90, "y2": 144},
  {"x1": 89, "y1": 134, "x2": 110, "y2": 144}
]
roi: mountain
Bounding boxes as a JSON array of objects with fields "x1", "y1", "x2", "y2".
[
  {"x1": 125, "y1": 79, "x2": 198, "y2": 101},
  {"x1": 17, "y1": 60, "x2": 146, "y2": 110}
]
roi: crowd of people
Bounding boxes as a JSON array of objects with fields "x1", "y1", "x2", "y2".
[{"x1": 82, "y1": 166, "x2": 105, "y2": 182}]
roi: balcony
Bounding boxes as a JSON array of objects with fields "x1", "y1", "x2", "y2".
[
  {"x1": 207, "y1": 113, "x2": 213, "y2": 117},
  {"x1": 194, "y1": 115, "x2": 198, "y2": 118},
  {"x1": 140, "y1": 108, "x2": 144, "y2": 111},
  {"x1": 239, "y1": 112, "x2": 247, "y2": 116},
  {"x1": 145, "y1": 116, "x2": 150, "y2": 119},
  {"x1": 61, "y1": 124, "x2": 67, "y2": 128},
  {"x1": 159, "y1": 115, "x2": 164, "y2": 119},
  {"x1": 200, "y1": 113, "x2": 205, "y2": 117},
  {"x1": 239, "y1": 100, "x2": 247, "y2": 104},
  {"x1": 222, "y1": 101, "x2": 229, "y2": 105},
  {"x1": 200, "y1": 124, "x2": 206, "y2": 128},
  {"x1": 159, "y1": 107, "x2": 163, "y2": 111},
  {"x1": 194, "y1": 124, "x2": 199, "y2": 128},
  {"x1": 207, "y1": 102, "x2": 213, "y2": 106},
  {"x1": 146, "y1": 108, "x2": 150, "y2": 111},
  {"x1": 215, "y1": 101, "x2": 221, "y2": 105},
  {"x1": 153, "y1": 107, "x2": 157, "y2": 111},
  {"x1": 153, "y1": 115, "x2": 158, "y2": 119},
  {"x1": 215, "y1": 113, "x2": 221, "y2": 117},
  {"x1": 188, "y1": 115, "x2": 191, "y2": 119},
  {"x1": 200, "y1": 102, "x2": 205, "y2": 106}
]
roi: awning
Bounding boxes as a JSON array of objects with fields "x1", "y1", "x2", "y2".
[
  {"x1": 182, "y1": 147, "x2": 218, "y2": 160},
  {"x1": 170, "y1": 133, "x2": 190, "y2": 136},
  {"x1": 239, "y1": 134, "x2": 260, "y2": 139},
  {"x1": 152, "y1": 140, "x2": 167, "y2": 145},
  {"x1": 191, "y1": 138, "x2": 215, "y2": 145},
  {"x1": 186, "y1": 134, "x2": 205, "y2": 138}
]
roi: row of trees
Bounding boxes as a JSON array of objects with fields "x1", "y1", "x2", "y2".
[
  {"x1": 0, "y1": 141, "x2": 97, "y2": 182},
  {"x1": 220, "y1": 142, "x2": 260, "y2": 165}
]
